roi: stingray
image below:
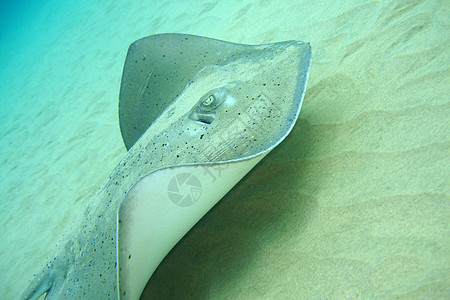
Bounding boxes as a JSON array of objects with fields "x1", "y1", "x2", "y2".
[{"x1": 22, "y1": 33, "x2": 311, "y2": 299}]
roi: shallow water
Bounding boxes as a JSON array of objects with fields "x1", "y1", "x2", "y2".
[{"x1": 0, "y1": 0, "x2": 448, "y2": 298}]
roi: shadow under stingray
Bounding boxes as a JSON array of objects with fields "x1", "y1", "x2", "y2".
[{"x1": 141, "y1": 118, "x2": 317, "y2": 299}]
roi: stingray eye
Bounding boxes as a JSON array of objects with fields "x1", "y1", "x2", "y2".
[
  {"x1": 199, "y1": 95, "x2": 216, "y2": 112},
  {"x1": 189, "y1": 88, "x2": 229, "y2": 125}
]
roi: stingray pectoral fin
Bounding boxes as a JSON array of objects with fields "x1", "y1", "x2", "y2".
[
  {"x1": 116, "y1": 35, "x2": 312, "y2": 299},
  {"x1": 117, "y1": 154, "x2": 265, "y2": 299}
]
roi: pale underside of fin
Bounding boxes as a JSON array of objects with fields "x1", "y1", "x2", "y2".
[{"x1": 22, "y1": 33, "x2": 311, "y2": 300}]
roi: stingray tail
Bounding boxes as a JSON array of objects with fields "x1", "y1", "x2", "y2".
[{"x1": 21, "y1": 264, "x2": 53, "y2": 300}]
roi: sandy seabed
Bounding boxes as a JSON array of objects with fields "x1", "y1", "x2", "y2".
[{"x1": 0, "y1": 0, "x2": 448, "y2": 298}]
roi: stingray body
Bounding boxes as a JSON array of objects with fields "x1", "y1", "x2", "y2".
[{"x1": 22, "y1": 34, "x2": 311, "y2": 299}]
